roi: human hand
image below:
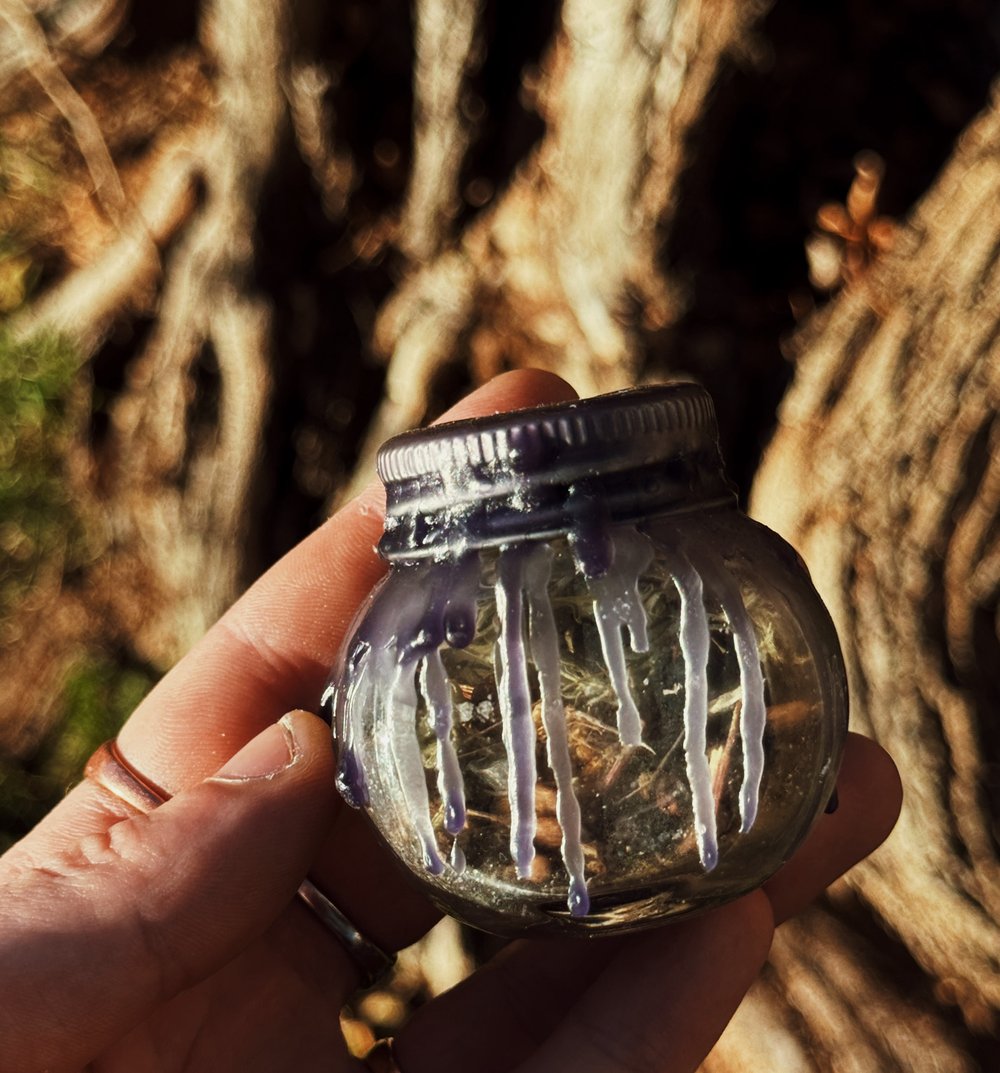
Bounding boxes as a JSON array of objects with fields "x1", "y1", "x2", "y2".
[{"x1": 0, "y1": 370, "x2": 902, "y2": 1073}]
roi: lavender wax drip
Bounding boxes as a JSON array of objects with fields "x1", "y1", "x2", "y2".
[
  {"x1": 420, "y1": 650, "x2": 467, "y2": 835},
  {"x1": 659, "y1": 543, "x2": 719, "y2": 871},
  {"x1": 686, "y1": 550, "x2": 767, "y2": 832},
  {"x1": 495, "y1": 548, "x2": 539, "y2": 879},
  {"x1": 576, "y1": 529, "x2": 655, "y2": 747},
  {"x1": 388, "y1": 659, "x2": 446, "y2": 874},
  {"x1": 524, "y1": 544, "x2": 590, "y2": 917},
  {"x1": 333, "y1": 570, "x2": 429, "y2": 808},
  {"x1": 334, "y1": 557, "x2": 479, "y2": 869},
  {"x1": 330, "y1": 654, "x2": 370, "y2": 807},
  {"x1": 334, "y1": 521, "x2": 771, "y2": 916}
]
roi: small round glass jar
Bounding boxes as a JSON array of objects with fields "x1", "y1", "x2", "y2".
[{"x1": 323, "y1": 385, "x2": 847, "y2": 936}]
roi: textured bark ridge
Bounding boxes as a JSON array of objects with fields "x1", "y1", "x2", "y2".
[
  {"x1": 705, "y1": 891, "x2": 981, "y2": 1072},
  {"x1": 726, "y1": 90, "x2": 1000, "y2": 1070}
]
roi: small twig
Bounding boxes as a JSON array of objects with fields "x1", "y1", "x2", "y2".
[
  {"x1": 0, "y1": 0, "x2": 127, "y2": 225},
  {"x1": 711, "y1": 699, "x2": 742, "y2": 809},
  {"x1": 284, "y1": 61, "x2": 355, "y2": 221},
  {"x1": 402, "y1": 0, "x2": 484, "y2": 261},
  {"x1": 13, "y1": 136, "x2": 205, "y2": 348},
  {"x1": 619, "y1": 727, "x2": 684, "y2": 803}
]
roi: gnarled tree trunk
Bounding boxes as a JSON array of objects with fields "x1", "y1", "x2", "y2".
[{"x1": 710, "y1": 91, "x2": 1000, "y2": 1071}]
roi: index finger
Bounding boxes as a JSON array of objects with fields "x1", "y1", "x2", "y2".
[
  {"x1": 91, "y1": 369, "x2": 579, "y2": 954},
  {"x1": 118, "y1": 369, "x2": 579, "y2": 788}
]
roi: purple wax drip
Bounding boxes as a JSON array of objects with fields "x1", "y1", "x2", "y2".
[
  {"x1": 450, "y1": 840, "x2": 467, "y2": 874},
  {"x1": 495, "y1": 548, "x2": 538, "y2": 879},
  {"x1": 346, "y1": 637, "x2": 371, "y2": 677},
  {"x1": 336, "y1": 557, "x2": 487, "y2": 875},
  {"x1": 335, "y1": 667, "x2": 375, "y2": 807},
  {"x1": 443, "y1": 553, "x2": 481, "y2": 649},
  {"x1": 396, "y1": 554, "x2": 481, "y2": 664},
  {"x1": 594, "y1": 609, "x2": 641, "y2": 745},
  {"x1": 444, "y1": 608, "x2": 476, "y2": 648},
  {"x1": 508, "y1": 422, "x2": 548, "y2": 473},
  {"x1": 334, "y1": 518, "x2": 772, "y2": 914},
  {"x1": 661, "y1": 543, "x2": 719, "y2": 871},
  {"x1": 398, "y1": 593, "x2": 448, "y2": 664},
  {"x1": 339, "y1": 569, "x2": 453, "y2": 874},
  {"x1": 577, "y1": 527, "x2": 655, "y2": 747},
  {"x1": 687, "y1": 549, "x2": 767, "y2": 833},
  {"x1": 568, "y1": 520, "x2": 613, "y2": 579},
  {"x1": 335, "y1": 745, "x2": 368, "y2": 808},
  {"x1": 334, "y1": 575, "x2": 403, "y2": 772},
  {"x1": 421, "y1": 649, "x2": 467, "y2": 835},
  {"x1": 568, "y1": 878, "x2": 590, "y2": 917},
  {"x1": 389, "y1": 658, "x2": 446, "y2": 875},
  {"x1": 524, "y1": 544, "x2": 590, "y2": 917}
]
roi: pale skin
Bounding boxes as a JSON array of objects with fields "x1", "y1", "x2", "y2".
[{"x1": 0, "y1": 370, "x2": 902, "y2": 1073}]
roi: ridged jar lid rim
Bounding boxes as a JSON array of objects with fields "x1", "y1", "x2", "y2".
[{"x1": 377, "y1": 382, "x2": 718, "y2": 484}]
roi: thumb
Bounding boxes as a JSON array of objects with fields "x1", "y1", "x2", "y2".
[{"x1": 0, "y1": 710, "x2": 336, "y2": 1073}]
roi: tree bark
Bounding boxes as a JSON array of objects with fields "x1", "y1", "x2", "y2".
[
  {"x1": 346, "y1": 0, "x2": 769, "y2": 499},
  {"x1": 10, "y1": 0, "x2": 765, "y2": 665},
  {"x1": 714, "y1": 86, "x2": 1000, "y2": 1071}
]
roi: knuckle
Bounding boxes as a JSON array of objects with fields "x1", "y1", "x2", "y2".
[
  {"x1": 81, "y1": 811, "x2": 155, "y2": 871},
  {"x1": 17, "y1": 815, "x2": 193, "y2": 1002},
  {"x1": 100, "y1": 817, "x2": 194, "y2": 998}
]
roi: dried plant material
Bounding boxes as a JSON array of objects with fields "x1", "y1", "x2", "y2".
[{"x1": 807, "y1": 151, "x2": 898, "y2": 291}]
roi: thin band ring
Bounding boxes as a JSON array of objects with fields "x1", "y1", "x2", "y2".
[
  {"x1": 85, "y1": 737, "x2": 397, "y2": 989},
  {"x1": 295, "y1": 878, "x2": 396, "y2": 987},
  {"x1": 85, "y1": 740, "x2": 170, "y2": 812}
]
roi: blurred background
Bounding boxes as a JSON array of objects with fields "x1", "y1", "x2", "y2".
[{"x1": 2, "y1": 0, "x2": 1000, "y2": 1068}]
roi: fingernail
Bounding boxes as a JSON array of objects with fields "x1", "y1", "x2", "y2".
[{"x1": 212, "y1": 713, "x2": 301, "y2": 782}]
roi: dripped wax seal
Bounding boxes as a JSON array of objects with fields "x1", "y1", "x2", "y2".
[{"x1": 323, "y1": 385, "x2": 847, "y2": 936}]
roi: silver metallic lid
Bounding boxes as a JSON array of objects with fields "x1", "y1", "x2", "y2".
[{"x1": 376, "y1": 383, "x2": 736, "y2": 560}]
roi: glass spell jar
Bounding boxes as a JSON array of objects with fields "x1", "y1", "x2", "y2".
[{"x1": 323, "y1": 384, "x2": 847, "y2": 935}]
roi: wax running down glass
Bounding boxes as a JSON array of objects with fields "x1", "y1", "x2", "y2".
[{"x1": 323, "y1": 384, "x2": 847, "y2": 935}]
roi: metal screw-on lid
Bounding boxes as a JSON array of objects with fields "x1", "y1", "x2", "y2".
[{"x1": 376, "y1": 383, "x2": 736, "y2": 560}]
